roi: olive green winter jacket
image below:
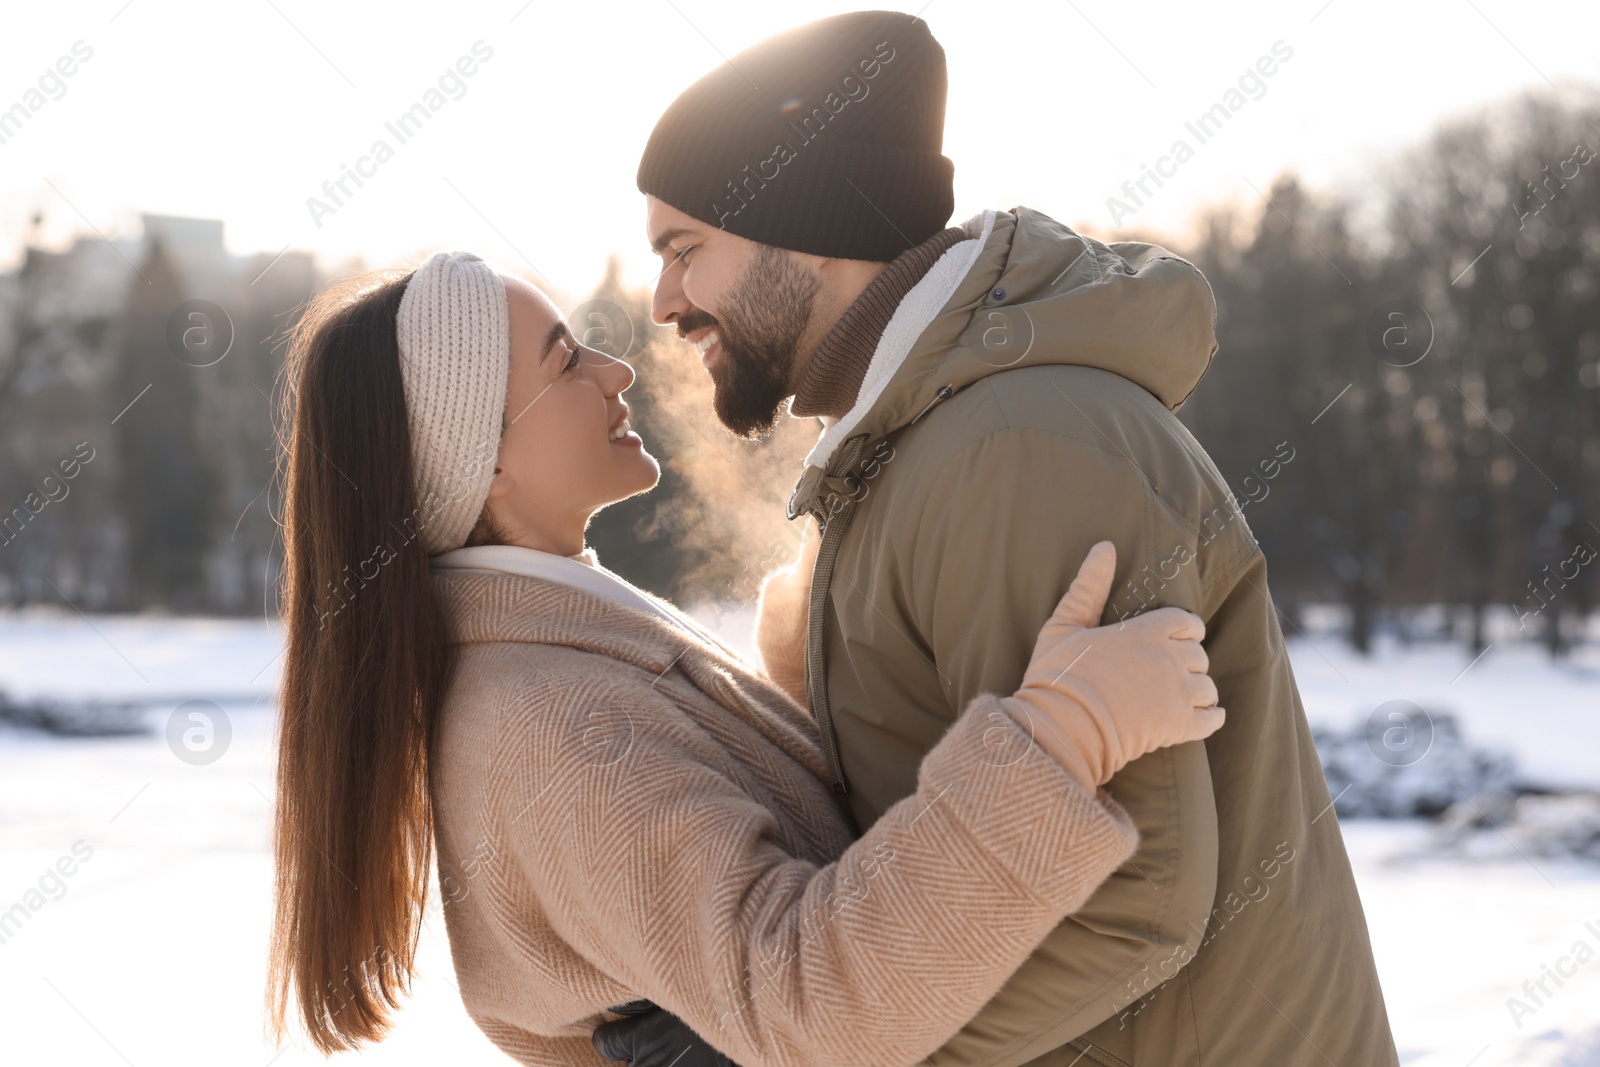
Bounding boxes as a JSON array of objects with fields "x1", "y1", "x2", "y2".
[{"x1": 785, "y1": 206, "x2": 1399, "y2": 1067}]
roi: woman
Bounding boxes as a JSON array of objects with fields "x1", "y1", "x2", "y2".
[{"x1": 265, "y1": 252, "x2": 1224, "y2": 1066}]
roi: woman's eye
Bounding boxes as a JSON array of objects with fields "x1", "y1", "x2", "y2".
[{"x1": 564, "y1": 345, "x2": 583, "y2": 373}]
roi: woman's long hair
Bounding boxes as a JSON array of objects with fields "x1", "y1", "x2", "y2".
[{"x1": 265, "y1": 268, "x2": 452, "y2": 1053}]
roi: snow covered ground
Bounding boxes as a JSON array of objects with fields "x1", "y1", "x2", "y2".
[
  {"x1": 1, "y1": 606, "x2": 1597, "y2": 1065},
  {"x1": 1287, "y1": 618, "x2": 1600, "y2": 794},
  {"x1": 1347, "y1": 821, "x2": 1600, "y2": 1067}
]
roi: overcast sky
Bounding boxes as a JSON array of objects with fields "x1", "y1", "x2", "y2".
[{"x1": 2, "y1": 0, "x2": 1597, "y2": 303}]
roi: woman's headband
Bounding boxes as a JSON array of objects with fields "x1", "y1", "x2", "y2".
[{"x1": 395, "y1": 250, "x2": 510, "y2": 555}]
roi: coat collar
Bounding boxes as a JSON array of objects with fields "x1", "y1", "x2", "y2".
[
  {"x1": 788, "y1": 206, "x2": 1220, "y2": 520},
  {"x1": 433, "y1": 569, "x2": 834, "y2": 785}
]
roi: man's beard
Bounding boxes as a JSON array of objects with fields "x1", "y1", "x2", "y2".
[{"x1": 681, "y1": 245, "x2": 819, "y2": 439}]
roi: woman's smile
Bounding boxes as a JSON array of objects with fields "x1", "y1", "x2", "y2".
[{"x1": 607, "y1": 409, "x2": 643, "y2": 447}]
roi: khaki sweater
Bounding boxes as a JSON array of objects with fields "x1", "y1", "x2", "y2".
[{"x1": 428, "y1": 568, "x2": 1139, "y2": 1067}]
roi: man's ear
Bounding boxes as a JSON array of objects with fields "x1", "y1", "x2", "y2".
[
  {"x1": 794, "y1": 249, "x2": 830, "y2": 273},
  {"x1": 812, "y1": 251, "x2": 890, "y2": 290}
]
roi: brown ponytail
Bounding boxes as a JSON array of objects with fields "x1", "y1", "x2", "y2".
[{"x1": 265, "y1": 269, "x2": 451, "y2": 1053}]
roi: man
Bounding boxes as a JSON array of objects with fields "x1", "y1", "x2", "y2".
[{"x1": 597, "y1": 10, "x2": 1398, "y2": 1066}]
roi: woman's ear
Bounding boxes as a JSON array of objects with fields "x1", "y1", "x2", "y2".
[
  {"x1": 485, "y1": 463, "x2": 510, "y2": 500},
  {"x1": 464, "y1": 490, "x2": 508, "y2": 548}
]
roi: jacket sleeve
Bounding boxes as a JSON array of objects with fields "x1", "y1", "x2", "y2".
[
  {"x1": 905, "y1": 424, "x2": 1220, "y2": 1067},
  {"x1": 496, "y1": 671, "x2": 1139, "y2": 1067}
]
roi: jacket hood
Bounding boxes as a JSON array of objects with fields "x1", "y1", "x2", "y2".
[{"x1": 789, "y1": 207, "x2": 1218, "y2": 515}]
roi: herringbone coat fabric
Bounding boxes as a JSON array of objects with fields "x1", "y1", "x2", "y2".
[{"x1": 428, "y1": 568, "x2": 1139, "y2": 1067}]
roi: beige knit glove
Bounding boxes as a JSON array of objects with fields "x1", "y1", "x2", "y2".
[{"x1": 998, "y1": 541, "x2": 1225, "y2": 790}]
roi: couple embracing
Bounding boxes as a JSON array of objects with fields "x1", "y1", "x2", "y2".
[{"x1": 266, "y1": 11, "x2": 1398, "y2": 1066}]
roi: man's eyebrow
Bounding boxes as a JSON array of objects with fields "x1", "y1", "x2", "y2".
[
  {"x1": 649, "y1": 226, "x2": 701, "y2": 256},
  {"x1": 541, "y1": 321, "x2": 573, "y2": 364}
]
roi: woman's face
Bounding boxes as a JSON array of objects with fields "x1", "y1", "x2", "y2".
[{"x1": 482, "y1": 275, "x2": 660, "y2": 553}]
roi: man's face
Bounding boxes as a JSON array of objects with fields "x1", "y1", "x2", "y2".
[{"x1": 646, "y1": 196, "x2": 820, "y2": 439}]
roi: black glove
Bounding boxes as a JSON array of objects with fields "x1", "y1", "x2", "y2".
[{"x1": 592, "y1": 1000, "x2": 739, "y2": 1066}]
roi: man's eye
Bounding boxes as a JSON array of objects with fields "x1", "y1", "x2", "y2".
[{"x1": 672, "y1": 245, "x2": 694, "y2": 266}]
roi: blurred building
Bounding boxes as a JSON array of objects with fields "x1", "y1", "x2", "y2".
[{"x1": 0, "y1": 214, "x2": 316, "y2": 613}]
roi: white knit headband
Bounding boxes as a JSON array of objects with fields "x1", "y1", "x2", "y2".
[{"x1": 395, "y1": 251, "x2": 510, "y2": 555}]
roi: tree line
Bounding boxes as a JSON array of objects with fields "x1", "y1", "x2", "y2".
[
  {"x1": 1174, "y1": 89, "x2": 1599, "y2": 656},
  {"x1": 0, "y1": 89, "x2": 1593, "y2": 657}
]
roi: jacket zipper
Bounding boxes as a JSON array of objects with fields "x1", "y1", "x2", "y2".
[
  {"x1": 802, "y1": 385, "x2": 956, "y2": 799},
  {"x1": 804, "y1": 433, "x2": 867, "y2": 797}
]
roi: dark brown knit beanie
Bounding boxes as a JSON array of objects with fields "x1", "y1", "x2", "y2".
[{"x1": 636, "y1": 10, "x2": 955, "y2": 262}]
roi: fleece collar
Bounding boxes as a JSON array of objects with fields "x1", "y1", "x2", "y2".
[{"x1": 786, "y1": 206, "x2": 1220, "y2": 520}]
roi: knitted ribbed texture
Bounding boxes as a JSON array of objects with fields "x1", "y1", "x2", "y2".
[
  {"x1": 395, "y1": 251, "x2": 509, "y2": 555},
  {"x1": 791, "y1": 223, "x2": 968, "y2": 420},
  {"x1": 428, "y1": 569, "x2": 1140, "y2": 1067},
  {"x1": 636, "y1": 11, "x2": 955, "y2": 261}
]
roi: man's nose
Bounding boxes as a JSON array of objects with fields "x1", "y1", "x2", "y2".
[{"x1": 651, "y1": 270, "x2": 688, "y2": 327}]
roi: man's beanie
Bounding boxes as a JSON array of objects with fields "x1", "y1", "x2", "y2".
[{"x1": 636, "y1": 10, "x2": 954, "y2": 262}]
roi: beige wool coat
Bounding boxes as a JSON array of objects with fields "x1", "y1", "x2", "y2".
[{"x1": 427, "y1": 567, "x2": 1140, "y2": 1067}]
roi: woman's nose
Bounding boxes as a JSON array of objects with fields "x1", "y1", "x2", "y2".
[{"x1": 595, "y1": 351, "x2": 635, "y2": 395}]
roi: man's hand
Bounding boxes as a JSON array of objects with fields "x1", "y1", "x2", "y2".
[{"x1": 592, "y1": 1001, "x2": 739, "y2": 1066}]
